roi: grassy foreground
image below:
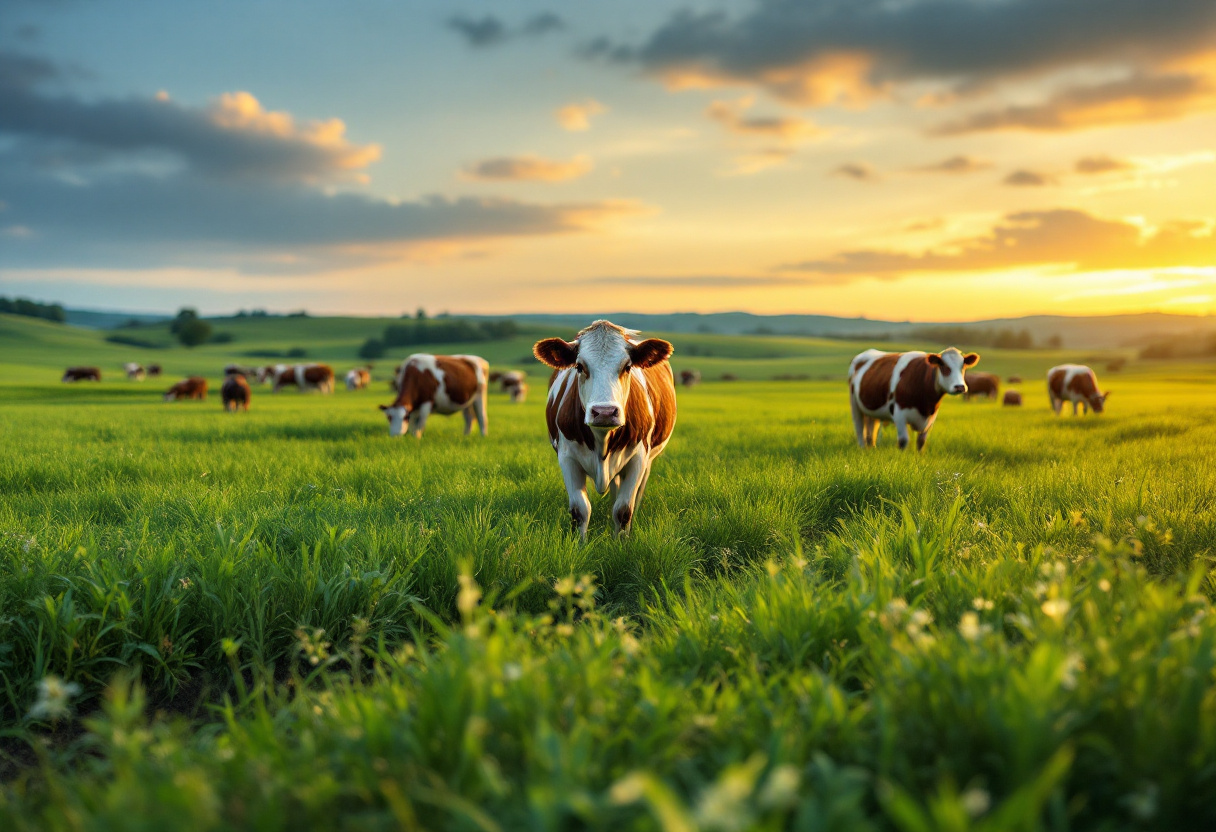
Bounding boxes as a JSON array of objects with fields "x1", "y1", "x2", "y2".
[{"x1": 1, "y1": 318, "x2": 1216, "y2": 829}]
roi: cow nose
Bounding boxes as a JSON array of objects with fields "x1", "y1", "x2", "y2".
[
  {"x1": 953, "y1": 384, "x2": 966, "y2": 394},
  {"x1": 588, "y1": 404, "x2": 622, "y2": 424}
]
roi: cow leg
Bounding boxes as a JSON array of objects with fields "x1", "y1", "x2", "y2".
[
  {"x1": 560, "y1": 456, "x2": 591, "y2": 541},
  {"x1": 894, "y1": 411, "x2": 911, "y2": 450},
  {"x1": 850, "y1": 397, "x2": 867, "y2": 447},
  {"x1": 409, "y1": 402, "x2": 432, "y2": 438},
  {"x1": 473, "y1": 387, "x2": 489, "y2": 436},
  {"x1": 1072, "y1": 401, "x2": 1079, "y2": 416},
  {"x1": 917, "y1": 417, "x2": 934, "y2": 452},
  {"x1": 611, "y1": 455, "x2": 648, "y2": 536},
  {"x1": 1050, "y1": 396, "x2": 1062, "y2": 416},
  {"x1": 634, "y1": 464, "x2": 653, "y2": 508},
  {"x1": 864, "y1": 417, "x2": 880, "y2": 447},
  {"x1": 462, "y1": 407, "x2": 475, "y2": 436}
]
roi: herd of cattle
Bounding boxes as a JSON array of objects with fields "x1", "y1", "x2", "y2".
[{"x1": 58, "y1": 320, "x2": 1111, "y2": 536}]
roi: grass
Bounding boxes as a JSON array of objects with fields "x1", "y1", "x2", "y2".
[{"x1": 1, "y1": 312, "x2": 1215, "y2": 829}]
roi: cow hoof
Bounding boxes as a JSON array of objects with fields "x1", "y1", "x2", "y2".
[{"x1": 614, "y1": 505, "x2": 633, "y2": 531}]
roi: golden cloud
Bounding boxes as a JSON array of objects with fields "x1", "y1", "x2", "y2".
[
  {"x1": 555, "y1": 99, "x2": 607, "y2": 131},
  {"x1": 706, "y1": 97, "x2": 824, "y2": 142},
  {"x1": 461, "y1": 155, "x2": 594, "y2": 182}
]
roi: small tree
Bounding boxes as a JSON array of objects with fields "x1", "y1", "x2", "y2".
[
  {"x1": 177, "y1": 318, "x2": 212, "y2": 347},
  {"x1": 358, "y1": 338, "x2": 386, "y2": 359}
]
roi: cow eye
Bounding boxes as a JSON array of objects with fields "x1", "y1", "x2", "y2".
[
  {"x1": 621, "y1": 361, "x2": 632, "y2": 375},
  {"x1": 577, "y1": 363, "x2": 588, "y2": 376}
]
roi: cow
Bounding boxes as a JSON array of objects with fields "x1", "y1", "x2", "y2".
[
  {"x1": 62, "y1": 367, "x2": 101, "y2": 383},
  {"x1": 963, "y1": 371, "x2": 1000, "y2": 401},
  {"x1": 147, "y1": 364, "x2": 162, "y2": 377},
  {"x1": 164, "y1": 377, "x2": 208, "y2": 401},
  {"x1": 222, "y1": 374, "x2": 251, "y2": 412},
  {"x1": 848, "y1": 347, "x2": 980, "y2": 451},
  {"x1": 267, "y1": 364, "x2": 334, "y2": 393},
  {"x1": 345, "y1": 368, "x2": 371, "y2": 391},
  {"x1": 534, "y1": 321, "x2": 676, "y2": 540},
  {"x1": 1047, "y1": 364, "x2": 1108, "y2": 415},
  {"x1": 1007, "y1": 375, "x2": 1023, "y2": 385},
  {"x1": 379, "y1": 354, "x2": 489, "y2": 438},
  {"x1": 224, "y1": 363, "x2": 256, "y2": 377},
  {"x1": 255, "y1": 364, "x2": 286, "y2": 385},
  {"x1": 1003, "y1": 390, "x2": 1023, "y2": 406},
  {"x1": 489, "y1": 370, "x2": 528, "y2": 403},
  {"x1": 680, "y1": 369, "x2": 701, "y2": 387},
  {"x1": 124, "y1": 362, "x2": 146, "y2": 381}
]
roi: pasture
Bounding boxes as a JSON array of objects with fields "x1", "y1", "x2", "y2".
[{"x1": 2, "y1": 312, "x2": 1216, "y2": 830}]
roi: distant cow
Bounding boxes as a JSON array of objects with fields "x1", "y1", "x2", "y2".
[
  {"x1": 224, "y1": 363, "x2": 257, "y2": 377},
  {"x1": 147, "y1": 364, "x2": 162, "y2": 377},
  {"x1": 1003, "y1": 390, "x2": 1023, "y2": 406},
  {"x1": 267, "y1": 364, "x2": 334, "y2": 394},
  {"x1": 848, "y1": 347, "x2": 979, "y2": 451},
  {"x1": 164, "y1": 377, "x2": 208, "y2": 401},
  {"x1": 1048, "y1": 364, "x2": 1109, "y2": 415},
  {"x1": 680, "y1": 369, "x2": 701, "y2": 387},
  {"x1": 489, "y1": 370, "x2": 528, "y2": 403},
  {"x1": 534, "y1": 321, "x2": 676, "y2": 539},
  {"x1": 222, "y1": 374, "x2": 251, "y2": 411},
  {"x1": 62, "y1": 367, "x2": 102, "y2": 383},
  {"x1": 345, "y1": 368, "x2": 371, "y2": 391},
  {"x1": 379, "y1": 354, "x2": 489, "y2": 438},
  {"x1": 124, "y1": 362, "x2": 146, "y2": 381},
  {"x1": 963, "y1": 372, "x2": 999, "y2": 401},
  {"x1": 1007, "y1": 375, "x2": 1023, "y2": 385}
]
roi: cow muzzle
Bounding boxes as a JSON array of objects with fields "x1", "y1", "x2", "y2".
[
  {"x1": 952, "y1": 384, "x2": 967, "y2": 394},
  {"x1": 587, "y1": 403, "x2": 623, "y2": 427}
]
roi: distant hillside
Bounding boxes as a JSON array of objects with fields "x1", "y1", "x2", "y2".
[{"x1": 65, "y1": 309, "x2": 171, "y2": 329}]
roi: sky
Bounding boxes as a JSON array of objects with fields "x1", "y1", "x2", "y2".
[{"x1": 2, "y1": 0, "x2": 1216, "y2": 321}]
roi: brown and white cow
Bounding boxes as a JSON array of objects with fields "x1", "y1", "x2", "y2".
[
  {"x1": 345, "y1": 367, "x2": 371, "y2": 391},
  {"x1": 164, "y1": 377, "x2": 208, "y2": 401},
  {"x1": 124, "y1": 362, "x2": 146, "y2": 381},
  {"x1": 267, "y1": 364, "x2": 334, "y2": 394},
  {"x1": 1003, "y1": 390, "x2": 1023, "y2": 406},
  {"x1": 379, "y1": 354, "x2": 488, "y2": 438},
  {"x1": 680, "y1": 369, "x2": 701, "y2": 387},
  {"x1": 222, "y1": 374, "x2": 251, "y2": 412},
  {"x1": 62, "y1": 367, "x2": 102, "y2": 383},
  {"x1": 534, "y1": 321, "x2": 676, "y2": 539},
  {"x1": 1047, "y1": 364, "x2": 1108, "y2": 415},
  {"x1": 848, "y1": 347, "x2": 979, "y2": 451},
  {"x1": 489, "y1": 370, "x2": 528, "y2": 403},
  {"x1": 962, "y1": 371, "x2": 999, "y2": 401}
]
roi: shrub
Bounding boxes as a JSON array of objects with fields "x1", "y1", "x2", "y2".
[
  {"x1": 176, "y1": 319, "x2": 212, "y2": 348},
  {"x1": 358, "y1": 338, "x2": 386, "y2": 359}
]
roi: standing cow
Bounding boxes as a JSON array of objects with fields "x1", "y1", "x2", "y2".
[
  {"x1": 962, "y1": 372, "x2": 999, "y2": 401},
  {"x1": 848, "y1": 347, "x2": 979, "y2": 451},
  {"x1": 680, "y1": 369, "x2": 701, "y2": 387},
  {"x1": 62, "y1": 367, "x2": 102, "y2": 382},
  {"x1": 164, "y1": 377, "x2": 208, "y2": 401},
  {"x1": 534, "y1": 320, "x2": 676, "y2": 539},
  {"x1": 1003, "y1": 390, "x2": 1023, "y2": 406},
  {"x1": 379, "y1": 354, "x2": 489, "y2": 438},
  {"x1": 267, "y1": 364, "x2": 334, "y2": 393},
  {"x1": 1047, "y1": 364, "x2": 1108, "y2": 415},
  {"x1": 124, "y1": 362, "x2": 146, "y2": 381},
  {"x1": 345, "y1": 368, "x2": 371, "y2": 391},
  {"x1": 222, "y1": 374, "x2": 251, "y2": 411},
  {"x1": 489, "y1": 370, "x2": 528, "y2": 403}
]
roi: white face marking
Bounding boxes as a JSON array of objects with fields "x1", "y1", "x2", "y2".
[
  {"x1": 935, "y1": 348, "x2": 970, "y2": 395},
  {"x1": 385, "y1": 405, "x2": 407, "y2": 436},
  {"x1": 573, "y1": 325, "x2": 635, "y2": 428}
]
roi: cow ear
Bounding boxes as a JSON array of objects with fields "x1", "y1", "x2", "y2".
[
  {"x1": 630, "y1": 338, "x2": 674, "y2": 368},
  {"x1": 963, "y1": 352, "x2": 980, "y2": 366},
  {"x1": 533, "y1": 338, "x2": 578, "y2": 368},
  {"x1": 927, "y1": 353, "x2": 945, "y2": 368}
]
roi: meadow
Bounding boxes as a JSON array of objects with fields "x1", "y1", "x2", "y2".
[{"x1": 1, "y1": 312, "x2": 1215, "y2": 830}]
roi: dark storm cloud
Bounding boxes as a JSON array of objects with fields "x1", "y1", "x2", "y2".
[
  {"x1": 779, "y1": 209, "x2": 1216, "y2": 280},
  {"x1": 447, "y1": 11, "x2": 566, "y2": 48},
  {"x1": 587, "y1": 0, "x2": 1216, "y2": 105}
]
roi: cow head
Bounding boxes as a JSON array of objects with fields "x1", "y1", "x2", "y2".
[
  {"x1": 534, "y1": 321, "x2": 673, "y2": 429},
  {"x1": 1090, "y1": 390, "x2": 1110, "y2": 414},
  {"x1": 378, "y1": 402, "x2": 410, "y2": 436},
  {"x1": 927, "y1": 347, "x2": 980, "y2": 395}
]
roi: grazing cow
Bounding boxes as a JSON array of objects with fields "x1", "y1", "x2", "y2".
[
  {"x1": 1047, "y1": 364, "x2": 1108, "y2": 415},
  {"x1": 224, "y1": 363, "x2": 257, "y2": 377},
  {"x1": 963, "y1": 371, "x2": 1000, "y2": 401},
  {"x1": 680, "y1": 369, "x2": 701, "y2": 387},
  {"x1": 1003, "y1": 390, "x2": 1023, "y2": 406},
  {"x1": 489, "y1": 370, "x2": 529, "y2": 403},
  {"x1": 345, "y1": 368, "x2": 371, "y2": 391},
  {"x1": 1007, "y1": 375, "x2": 1023, "y2": 385},
  {"x1": 164, "y1": 377, "x2": 208, "y2": 401},
  {"x1": 848, "y1": 347, "x2": 979, "y2": 451},
  {"x1": 267, "y1": 363, "x2": 334, "y2": 393},
  {"x1": 534, "y1": 321, "x2": 676, "y2": 539},
  {"x1": 62, "y1": 367, "x2": 102, "y2": 383},
  {"x1": 379, "y1": 354, "x2": 489, "y2": 438},
  {"x1": 222, "y1": 374, "x2": 251, "y2": 411},
  {"x1": 123, "y1": 362, "x2": 146, "y2": 381}
]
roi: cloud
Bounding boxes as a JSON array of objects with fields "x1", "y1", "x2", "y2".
[
  {"x1": 911, "y1": 155, "x2": 991, "y2": 174},
  {"x1": 582, "y1": 274, "x2": 804, "y2": 288},
  {"x1": 1075, "y1": 155, "x2": 1136, "y2": 174},
  {"x1": 461, "y1": 155, "x2": 593, "y2": 182},
  {"x1": 555, "y1": 99, "x2": 606, "y2": 131},
  {"x1": 1004, "y1": 169, "x2": 1056, "y2": 187},
  {"x1": 706, "y1": 97, "x2": 823, "y2": 142},
  {"x1": 725, "y1": 147, "x2": 796, "y2": 176},
  {"x1": 832, "y1": 162, "x2": 876, "y2": 181},
  {"x1": 780, "y1": 208, "x2": 1216, "y2": 280},
  {"x1": 447, "y1": 11, "x2": 565, "y2": 47},
  {"x1": 586, "y1": 0, "x2": 1216, "y2": 107},
  {"x1": 933, "y1": 71, "x2": 1216, "y2": 134}
]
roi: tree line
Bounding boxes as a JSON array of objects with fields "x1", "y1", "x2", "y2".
[
  {"x1": 359, "y1": 314, "x2": 519, "y2": 359},
  {"x1": 0, "y1": 296, "x2": 66, "y2": 323}
]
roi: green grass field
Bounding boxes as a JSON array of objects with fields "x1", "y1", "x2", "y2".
[{"x1": 1, "y1": 312, "x2": 1215, "y2": 830}]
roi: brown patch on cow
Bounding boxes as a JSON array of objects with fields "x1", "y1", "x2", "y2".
[
  {"x1": 390, "y1": 362, "x2": 441, "y2": 412},
  {"x1": 857, "y1": 354, "x2": 899, "y2": 411},
  {"x1": 551, "y1": 371, "x2": 595, "y2": 449},
  {"x1": 302, "y1": 365, "x2": 333, "y2": 386},
  {"x1": 1003, "y1": 390, "x2": 1023, "y2": 406},
  {"x1": 62, "y1": 366, "x2": 102, "y2": 382},
  {"x1": 222, "y1": 374, "x2": 251, "y2": 411},
  {"x1": 605, "y1": 362, "x2": 676, "y2": 456},
  {"x1": 1066, "y1": 369, "x2": 1099, "y2": 399},
  {"x1": 166, "y1": 377, "x2": 208, "y2": 400},
  {"x1": 894, "y1": 357, "x2": 945, "y2": 418},
  {"x1": 435, "y1": 356, "x2": 479, "y2": 406},
  {"x1": 1048, "y1": 368, "x2": 1066, "y2": 400}
]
